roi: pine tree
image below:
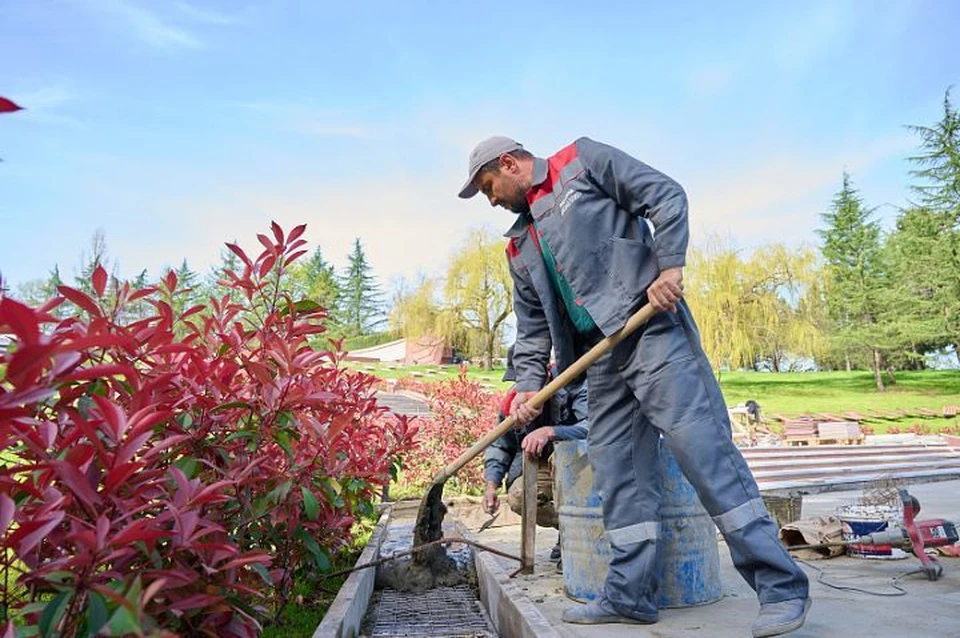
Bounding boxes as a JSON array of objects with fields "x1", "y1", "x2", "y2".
[
  {"x1": 339, "y1": 238, "x2": 383, "y2": 337},
  {"x1": 165, "y1": 259, "x2": 203, "y2": 316},
  {"x1": 293, "y1": 247, "x2": 342, "y2": 324},
  {"x1": 817, "y1": 173, "x2": 893, "y2": 389},
  {"x1": 905, "y1": 88, "x2": 960, "y2": 361},
  {"x1": 206, "y1": 243, "x2": 244, "y2": 303},
  {"x1": 908, "y1": 88, "x2": 960, "y2": 217}
]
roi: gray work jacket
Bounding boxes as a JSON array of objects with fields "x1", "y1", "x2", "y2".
[{"x1": 505, "y1": 137, "x2": 689, "y2": 392}]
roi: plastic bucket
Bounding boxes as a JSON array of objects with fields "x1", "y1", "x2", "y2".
[
  {"x1": 554, "y1": 439, "x2": 721, "y2": 608},
  {"x1": 838, "y1": 504, "x2": 907, "y2": 559}
]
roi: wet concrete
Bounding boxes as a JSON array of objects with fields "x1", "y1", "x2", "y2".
[{"x1": 465, "y1": 480, "x2": 960, "y2": 638}]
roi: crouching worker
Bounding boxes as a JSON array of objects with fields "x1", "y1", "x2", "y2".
[{"x1": 483, "y1": 346, "x2": 589, "y2": 560}]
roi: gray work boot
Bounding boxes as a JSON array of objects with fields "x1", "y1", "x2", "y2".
[
  {"x1": 562, "y1": 597, "x2": 657, "y2": 625},
  {"x1": 752, "y1": 598, "x2": 812, "y2": 637}
]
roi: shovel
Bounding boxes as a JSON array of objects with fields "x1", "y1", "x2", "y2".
[{"x1": 413, "y1": 303, "x2": 658, "y2": 562}]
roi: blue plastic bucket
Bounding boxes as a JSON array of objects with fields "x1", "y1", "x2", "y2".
[{"x1": 554, "y1": 439, "x2": 722, "y2": 608}]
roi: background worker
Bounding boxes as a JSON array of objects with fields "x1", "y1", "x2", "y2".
[
  {"x1": 483, "y1": 346, "x2": 589, "y2": 561},
  {"x1": 460, "y1": 136, "x2": 810, "y2": 638}
]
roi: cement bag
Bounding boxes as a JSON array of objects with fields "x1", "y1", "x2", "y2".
[{"x1": 779, "y1": 515, "x2": 844, "y2": 559}]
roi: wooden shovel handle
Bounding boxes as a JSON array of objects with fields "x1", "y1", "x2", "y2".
[{"x1": 432, "y1": 303, "x2": 657, "y2": 483}]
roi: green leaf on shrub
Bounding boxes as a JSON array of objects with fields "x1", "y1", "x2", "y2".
[
  {"x1": 86, "y1": 592, "x2": 109, "y2": 636},
  {"x1": 42, "y1": 570, "x2": 74, "y2": 585},
  {"x1": 252, "y1": 563, "x2": 273, "y2": 586},
  {"x1": 267, "y1": 480, "x2": 293, "y2": 506},
  {"x1": 358, "y1": 499, "x2": 375, "y2": 519},
  {"x1": 173, "y1": 456, "x2": 199, "y2": 479},
  {"x1": 301, "y1": 487, "x2": 319, "y2": 521},
  {"x1": 274, "y1": 429, "x2": 293, "y2": 459},
  {"x1": 107, "y1": 606, "x2": 141, "y2": 636},
  {"x1": 38, "y1": 591, "x2": 71, "y2": 637},
  {"x1": 298, "y1": 529, "x2": 331, "y2": 571}
]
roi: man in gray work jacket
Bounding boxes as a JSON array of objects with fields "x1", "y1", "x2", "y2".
[{"x1": 458, "y1": 136, "x2": 810, "y2": 638}]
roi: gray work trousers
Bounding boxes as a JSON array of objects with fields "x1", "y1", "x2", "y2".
[{"x1": 586, "y1": 301, "x2": 808, "y2": 620}]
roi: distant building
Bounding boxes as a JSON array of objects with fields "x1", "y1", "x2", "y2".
[{"x1": 345, "y1": 335, "x2": 453, "y2": 365}]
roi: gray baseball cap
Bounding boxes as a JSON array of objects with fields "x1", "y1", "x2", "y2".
[{"x1": 458, "y1": 136, "x2": 524, "y2": 199}]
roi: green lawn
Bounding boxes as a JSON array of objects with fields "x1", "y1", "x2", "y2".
[
  {"x1": 719, "y1": 370, "x2": 960, "y2": 417},
  {"x1": 353, "y1": 362, "x2": 960, "y2": 433}
]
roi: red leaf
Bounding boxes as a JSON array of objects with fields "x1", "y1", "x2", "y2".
[
  {"x1": 92, "y1": 264, "x2": 107, "y2": 297},
  {"x1": 37, "y1": 296, "x2": 66, "y2": 316},
  {"x1": 111, "y1": 519, "x2": 167, "y2": 548},
  {"x1": 219, "y1": 552, "x2": 271, "y2": 571},
  {"x1": 287, "y1": 223, "x2": 307, "y2": 243},
  {"x1": 104, "y1": 461, "x2": 142, "y2": 492},
  {"x1": 93, "y1": 394, "x2": 128, "y2": 441},
  {"x1": 128, "y1": 286, "x2": 158, "y2": 302},
  {"x1": 0, "y1": 297, "x2": 40, "y2": 344},
  {"x1": 51, "y1": 460, "x2": 101, "y2": 507},
  {"x1": 181, "y1": 304, "x2": 205, "y2": 319},
  {"x1": 57, "y1": 285, "x2": 102, "y2": 317},
  {"x1": 270, "y1": 221, "x2": 284, "y2": 244},
  {"x1": 58, "y1": 363, "x2": 137, "y2": 383},
  {"x1": 256, "y1": 233, "x2": 275, "y2": 253},
  {"x1": 0, "y1": 97, "x2": 23, "y2": 113},
  {"x1": 170, "y1": 593, "x2": 225, "y2": 611},
  {"x1": 163, "y1": 269, "x2": 178, "y2": 292},
  {"x1": 0, "y1": 494, "x2": 14, "y2": 533},
  {"x1": 11, "y1": 512, "x2": 65, "y2": 555},
  {"x1": 282, "y1": 250, "x2": 308, "y2": 267},
  {"x1": 226, "y1": 242, "x2": 252, "y2": 267},
  {"x1": 186, "y1": 480, "x2": 235, "y2": 507},
  {"x1": 258, "y1": 254, "x2": 277, "y2": 278}
]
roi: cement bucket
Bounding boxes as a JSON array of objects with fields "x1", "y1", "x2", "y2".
[{"x1": 554, "y1": 439, "x2": 722, "y2": 608}]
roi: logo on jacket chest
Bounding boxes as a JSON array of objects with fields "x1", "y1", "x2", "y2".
[{"x1": 557, "y1": 188, "x2": 583, "y2": 216}]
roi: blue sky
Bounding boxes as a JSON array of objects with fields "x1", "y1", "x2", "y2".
[{"x1": 1, "y1": 0, "x2": 958, "y2": 296}]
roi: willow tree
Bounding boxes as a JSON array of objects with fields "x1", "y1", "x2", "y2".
[
  {"x1": 685, "y1": 236, "x2": 755, "y2": 374},
  {"x1": 389, "y1": 276, "x2": 442, "y2": 339},
  {"x1": 745, "y1": 244, "x2": 825, "y2": 372},
  {"x1": 685, "y1": 236, "x2": 825, "y2": 374},
  {"x1": 443, "y1": 228, "x2": 512, "y2": 369}
]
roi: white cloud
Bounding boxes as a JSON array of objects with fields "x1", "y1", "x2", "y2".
[
  {"x1": 79, "y1": 0, "x2": 202, "y2": 49},
  {"x1": 173, "y1": 2, "x2": 239, "y2": 25},
  {"x1": 685, "y1": 132, "x2": 914, "y2": 244},
  {"x1": 10, "y1": 86, "x2": 85, "y2": 129}
]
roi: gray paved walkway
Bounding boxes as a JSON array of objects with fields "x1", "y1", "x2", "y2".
[{"x1": 467, "y1": 480, "x2": 960, "y2": 637}]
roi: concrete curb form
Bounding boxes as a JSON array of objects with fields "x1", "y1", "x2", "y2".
[
  {"x1": 469, "y1": 535, "x2": 561, "y2": 638},
  {"x1": 312, "y1": 508, "x2": 391, "y2": 638}
]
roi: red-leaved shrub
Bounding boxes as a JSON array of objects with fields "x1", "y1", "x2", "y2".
[
  {"x1": 396, "y1": 371, "x2": 500, "y2": 494},
  {"x1": 0, "y1": 223, "x2": 416, "y2": 637}
]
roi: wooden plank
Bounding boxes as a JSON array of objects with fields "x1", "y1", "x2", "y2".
[{"x1": 520, "y1": 453, "x2": 537, "y2": 575}]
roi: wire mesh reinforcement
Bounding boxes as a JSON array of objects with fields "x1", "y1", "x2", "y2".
[{"x1": 363, "y1": 585, "x2": 497, "y2": 637}]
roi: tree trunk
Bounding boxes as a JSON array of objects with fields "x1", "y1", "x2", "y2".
[
  {"x1": 772, "y1": 351, "x2": 781, "y2": 373},
  {"x1": 885, "y1": 366, "x2": 897, "y2": 385},
  {"x1": 483, "y1": 333, "x2": 495, "y2": 370},
  {"x1": 845, "y1": 352, "x2": 852, "y2": 373},
  {"x1": 872, "y1": 349, "x2": 886, "y2": 392}
]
